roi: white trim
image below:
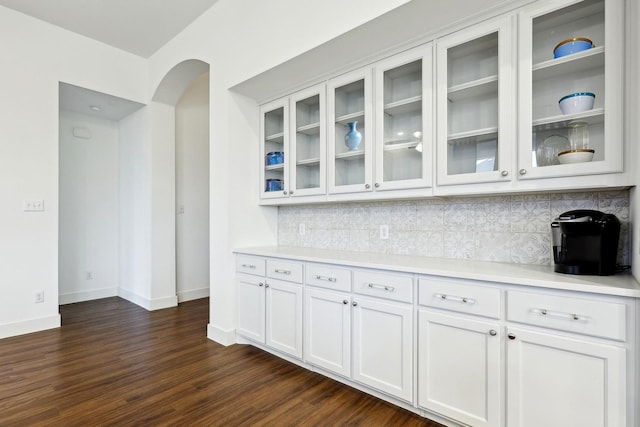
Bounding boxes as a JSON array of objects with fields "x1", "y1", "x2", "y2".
[
  {"x1": 207, "y1": 323, "x2": 236, "y2": 346},
  {"x1": 59, "y1": 287, "x2": 118, "y2": 305},
  {"x1": 0, "y1": 314, "x2": 61, "y2": 339},
  {"x1": 177, "y1": 287, "x2": 209, "y2": 303},
  {"x1": 118, "y1": 287, "x2": 177, "y2": 311}
]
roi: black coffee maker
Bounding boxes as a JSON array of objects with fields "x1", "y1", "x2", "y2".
[{"x1": 551, "y1": 209, "x2": 620, "y2": 275}]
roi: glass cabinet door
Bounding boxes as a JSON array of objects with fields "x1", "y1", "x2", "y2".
[
  {"x1": 290, "y1": 84, "x2": 326, "y2": 196},
  {"x1": 374, "y1": 44, "x2": 433, "y2": 191},
  {"x1": 436, "y1": 15, "x2": 514, "y2": 186},
  {"x1": 517, "y1": 0, "x2": 623, "y2": 179},
  {"x1": 259, "y1": 98, "x2": 289, "y2": 199},
  {"x1": 327, "y1": 68, "x2": 373, "y2": 194}
]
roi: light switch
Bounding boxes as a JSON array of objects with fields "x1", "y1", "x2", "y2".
[{"x1": 23, "y1": 200, "x2": 44, "y2": 212}]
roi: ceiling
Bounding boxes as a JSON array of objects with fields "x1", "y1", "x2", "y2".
[{"x1": 0, "y1": 0, "x2": 219, "y2": 58}]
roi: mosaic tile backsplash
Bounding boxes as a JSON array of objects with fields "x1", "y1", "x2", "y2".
[{"x1": 278, "y1": 190, "x2": 631, "y2": 266}]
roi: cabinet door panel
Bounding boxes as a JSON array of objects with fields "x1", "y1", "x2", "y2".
[
  {"x1": 353, "y1": 296, "x2": 413, "y2": 402},
  {"x1": 418, "y1": 310, "x2": 501, "y2": 427},
  {"x1": 507, "y1": 326, "x2": 626, "y2": 427},
  {"x1": 236, "y1": 273, "x2": 265, "y2": 343},
  {"x1": 260, "y1": 98, "x2": 289, "y2": 199},
  {"x1": 304, "y1": 287, "x2": 351, "y2": 377},
  {"x1": 265, "y1": 280, "x2": 302, "y2": 358}
]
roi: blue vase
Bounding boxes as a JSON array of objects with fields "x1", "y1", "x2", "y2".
[{"x1": 344, "y1": 121, "x2": 362, "y2": 150}]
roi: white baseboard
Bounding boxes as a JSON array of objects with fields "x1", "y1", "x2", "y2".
[
  {"x1": 0, "y1": 314, "x2": 61, "y2": 340},
  {"x1": 118, "y1": 287, "x2": 177, "y2": 311},
  {"x1": 59, "y1": 287, "x2": 118, "y2": 305},
  {"x1": 177, "y1": 287, "x2": 209, "y2": 303},
  {"x1": 207, "y1": 323, "x2": 236, "y2": 346}
]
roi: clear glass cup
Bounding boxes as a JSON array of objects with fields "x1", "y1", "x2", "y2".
[{"x1": 567, "y1": 121, "x2": 589, "y2": 150}]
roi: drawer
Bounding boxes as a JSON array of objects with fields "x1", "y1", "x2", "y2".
[
  {"x1": 266, "y1": 259, "x2": 303, "y2": 283},
  {"x1": 418, "y1": 277, "x2": 501, "y2": 319},
  {"x1": 507, "y1": 290, "x2": 626, "y2": 341},
  {"x1": 305, "y1": 263, "x2": 351, "y2": 292},
  {"x1": 236, "y1": 255, "x2": 266, "y2": 276},
  {"x1": 353, "y1": 270, "x2": 413, "y2": 303}
]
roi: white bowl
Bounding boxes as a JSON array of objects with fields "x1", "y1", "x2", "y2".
[
  {"x1": 558, "y1": 92, "x2": 595, "y2": 115},
  {"x1": 557, "y1": 149, "x2": 595, "y2": 164}
]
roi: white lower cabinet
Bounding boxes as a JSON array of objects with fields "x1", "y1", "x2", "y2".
[
  {"x1": 418, "y1": 311, "x2": 501, "y2": 427},
  {"x1": 352, "y1": 295, "x2": 413, "y2": 402},
  {"x1": 506, "y1": 326, "x2": 626, "y2": 427},
  {"x1": 304, "y1": 287, "x2": 351, "y2": 377}
]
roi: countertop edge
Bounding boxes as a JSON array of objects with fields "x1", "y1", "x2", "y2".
[{"x1": 234, "y1": 246, "x2": 640, "y2": 298}]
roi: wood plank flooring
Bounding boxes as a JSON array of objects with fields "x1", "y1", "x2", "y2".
[{"x1": 0, "y1": 297, "x2": 442, "y2": 426}]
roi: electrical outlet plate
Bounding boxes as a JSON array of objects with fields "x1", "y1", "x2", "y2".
[
  {"x1": 380, "y1": 224, "x2": 389, "y2": 239},
  {"x1": 299, "y1": 223, "x2": 306, "y2": 235},
  {"x1": 35, "y1": 290, "x2": 44, "y2": 303},
  {"x1": 23, "y1": 200, "x2": 44, "y2": 212}
]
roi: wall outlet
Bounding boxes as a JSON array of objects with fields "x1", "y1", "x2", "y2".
[
  {"x1": 299, "y1": 223, "x2": 306, "y2": 235},
  {"x1": 178, "y1": 205, "x2": 185, "y2": 214},
  {"x1": 85, "y1": 271, "x2": 93, "y2": 280},
  {"x1": 23, "y1": 199, "x2": 44, "y2": 212},
  {"x1": 35, "y1": 290, "x2": 44, "y2": 303},
  {"x1": 380, "y1": 224, "x2": 389, "y2": 240}
]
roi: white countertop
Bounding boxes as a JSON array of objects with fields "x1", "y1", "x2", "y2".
[{"x1": 234, "y1": 246, "x2": 640, "y2": 298}]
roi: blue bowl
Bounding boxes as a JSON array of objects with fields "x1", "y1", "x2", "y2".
[
  {"x1": 554, "y1": 37, "x2": 593, "y2": 58},
  {"x1": 265, "y1": 179, "x2": 283, "y2": 192},
  {"x1": 266, "y1": 151, "x2": 284, "y2": 166}
]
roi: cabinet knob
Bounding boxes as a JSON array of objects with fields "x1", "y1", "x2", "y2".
[
  {"x1": 258, "y1": 282, "x2": 264, "y2": 287},
  {"x1": 365, "y1": 184, "x2": 371, "y2": 189},
  {"x1": 489, "y1": 329, "x2": 497, "y2": 336},
  {"x1": 283, "y1": 190, "x2": 288, "y2": 195},
  {"x1": 343, "y1": 299, "x2": 349, "y2": 305},
  {"x1": 289, "y1": 190, "x2": 294, "y2": 195},
  {"x1": 265, "y1": 283, "x2": 270, "y2": 288},
  {"x1": 519, "y1": 169, "x2": 527, "y2": 175},
  {"x1": 508, "y1": 333, "x2": 516, "y2": 340},
  {"x1": 501, "y1": 170, "x2": 509, "y2": 177},
  {"x1": 374, "y1": 182, "x2": 380, "y2": 188},
  {"x1": 352, "y1": 301, "x2": 358, "y2": 307}
]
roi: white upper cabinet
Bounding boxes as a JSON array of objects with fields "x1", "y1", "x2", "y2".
[
  {"x1": 517, "y1": 0, "x2": 624, "y2": 180},
  {"x1": 374, "y1": 44, "x2": 433, "y2": 192},
  {"x1": 289, "y1": 84, "x2": 326, "y2": 196},
  {"x1": 260, "y1": 98, "x2": 289, "y2": 200},
  {"x1": 327, "y1": 68, "x2": 374, "y2": 195},
  {"x1": 436, "y1": 15, "x2": 515, "y2": 186}
]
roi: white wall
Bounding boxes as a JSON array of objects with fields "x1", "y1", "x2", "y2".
[
  {"x1": 59, "y1": 111, "x2": 119, "y2": 303},
  {"x1": 0, "y1": 5, "x2": 147, "y2": 338},
  {"x1": 176, "y1": 72, "x2": 210, "y2": 302}
]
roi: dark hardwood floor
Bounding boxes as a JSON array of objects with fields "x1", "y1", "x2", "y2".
[{"x1": 0, "y1": 297, "x2": 442, "y2": 426}]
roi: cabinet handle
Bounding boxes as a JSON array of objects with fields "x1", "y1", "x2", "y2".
[
  {"x1": 352, "y1": 301, "x2": 358, "y2": 307},
  {"x1": 343, "y1": 300, "x2": 349, "y2": 305},
  {"x1": 508, "y1": 333, "x2": 516, "y2": 340},
  {"x1": 489, "y1": 330, "x2": 497, "y2": 336},
  {"x1": 519, "y1": 169, "x2": 527, "y2": 175},
  {"x1": 500, "y1": 170, "x2": 509, "y2": 177},
  {"x1": 374, "y1": 182, "x2": 380, "y2": 188},
  {"x1": 365, "y1": 184, "x2": 371, "y2": 189},
  {"x1": 367, "y1": 283, "x2": 395, "y2": 292},
  {"x1": 258, "y1": 282, "x2": 264, "y2": 287},
  {"x1": 531, "y1": 308, "x2": 584, "y2": 322},
  {"x1": 241, "y1": 264, "x2": 256, "y2": 269},
  {"x1": 315, "y1": 275, "x2": 337, "y2": 282},
  {"x1": 435, "y1": 293, "x2": 476, "y2": 305},
  {"x1": 274, "y1": 269, "x2": 291, "y2": 275}
]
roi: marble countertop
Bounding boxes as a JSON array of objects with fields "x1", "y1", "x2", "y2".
[{"x1": 234, "y1": 246, "x2": 640, "y2": 298}]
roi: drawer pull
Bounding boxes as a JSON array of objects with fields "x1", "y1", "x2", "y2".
[
  {"x1": 241, "y1": 264, "x2": 256, "y2": 269},
  {"x1": 315, "y1": 275, "x2": 337, "y2": 282},
  {"x1": 367, "y1": 283, "x2": 395, "y2": 292},
  {"x1": 532, "y1": 308, "x2": 584, "y2": 322},
  {"x1": 274, "y1": 269, "x2": 291, "y2": 275},
  {"x1": 436, "y1": 293, "x2": 476, "y2": 305}
]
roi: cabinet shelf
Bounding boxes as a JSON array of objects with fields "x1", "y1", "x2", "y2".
[
  {"x1": 296, "y1": 157, "x2": 320, "y2": 166},
  {"x1": 335, "y1": 150, "x2": 365, "y2": 160},
  {"x1": 533, "y1": 46, "x2": 604, "y2": 82},
  {"x1": 384, "y1": 140, "x2": 421, "y2": 151},
  {"x1": 384, "y1": 96, "x2": 422, "y2": 116},
  {"x1": 448, "y1": 127, "x2": 498, "y2": 144},
  {"x1": 265, "y1": 132, "x2": 284, "y2": 143},
  {"x1": 447, "y1": 75, "x2": 498, "y2": 102},
  {"x1": 264, "y1": 163, "x2": 284, "y2": 171},
  {"x1": 335, "y1": 111, "x2": 365, "y2": 125},
  {"x1": 296, "y1": 122, "x2": 320, "y2": 136},
  {"x1": 532, "y1": 108, "x2": 604, "y2": 131}
]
